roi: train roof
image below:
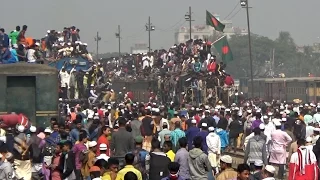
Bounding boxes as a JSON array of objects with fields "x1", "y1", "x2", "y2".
[
  {"x1": 0, "y1": 63, "x2": 58, "y2": 75},
  {"x1": 250, "y1": 77, "x2": 320, "y2": 82}
]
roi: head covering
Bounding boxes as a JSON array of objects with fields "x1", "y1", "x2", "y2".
[
  {"x1": 314, "y1": 128, "x2": 320, "y2": 132},
  {"x1": 259, "y1": 124, "x2": 265, "y2": 130},
  {"x1": 99, "y1": 143, "x2": 107, "y2": 150},
  {"x1": 201, "y1": 123, "x2": 207, "y2": 127},
  {"x1": 30, "y1": 126, "x2": 37, "y2": 133},
  {"x1": 220, "y1": 155, "x2": 232, "y2": 164},
  {"x1": 306, "y1": 136, "x2": 312, "y2": 143},
  {"x1": 263, "y1": 115, "x2": 268, "y2": 119},
  {"x1": 89, "y1": 166, "x2": 101, "y2": 172},
  {"x1": 17, "y1": 125, "x2": 25, "y2": 133},
  {"x1": 274, "y1": 120, "x2": 281, "y2": 126},
  {"x1": 281, "y1": 118, "x2": 287, "y2": 122},
  {"x1": 254, "y1": 159, "x2": 264, "y2": 167},
  {"x1": 134, "y1": 136, "x2": 144, "y2": 143},
  {"x1": 208, "y1": 127, "x2": 215, "y2": 132},
  {"x1": 265, "y1": 165, "x2": 276, "y2": 174},
  {"x1": 44, "y1": 128, "x2": 52, "y2": 133},
  {"x1": 89, "y1": 141, "x2": 97, "y2": 148},
  {"x1": 191, "y1": 119, "x2": 197, "y2": 124}
]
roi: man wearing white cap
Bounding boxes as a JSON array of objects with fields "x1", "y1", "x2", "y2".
[
  {"x1": 185, "y1": 119, "x2": 200, "y2": 150},
  {"x1": 262, "y1": 165, "x2": 276, "y2": 180},
  {"x1": 269, "y1": 120, "x2": 292, "y2": 179},
  {"x1": 82, "y1": 141, "x2": 98, "y2": 179},
  {"x1": 263, "y1": 115, "x2": 275, "y2": 145},
  {"x1": 216, "y1": 155, "x2": 237, "y2": 180},
  {"x1": 288, "y1": 139, "x2": 318, "y2": 180},
  {"x1": 197, "y1": 123, "x2": 209, "y2": 154},
  {"x1": 312, "y1": 128, "x2": 320, "y2": 144},
  {"x1": 313, "y1": 106, "x2": 320, "y2": 124},
  {"x1": 206, "y1": 127, "x2": 221, "y2": 175},
  {"x1": 96, "y1": 143, "x2": 110, "y2": 162}
]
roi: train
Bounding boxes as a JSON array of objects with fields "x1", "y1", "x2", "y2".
[
  {"x1": 0, "y1": 64, "x2": 59, "y2": 127},
  {"x1": 239, "y1": 77, "x2": 320, "y2": 102}
]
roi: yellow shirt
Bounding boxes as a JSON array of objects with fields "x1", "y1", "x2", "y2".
[
  {"x1": 102, "y1": 172, "x2": 112, "y2": 180},
  {"x1": 166, "y1": 150, "x2": 175, "y2": 162},
  {"x1": 116, "y1": 165, "x2": 142, "y2": 180}
]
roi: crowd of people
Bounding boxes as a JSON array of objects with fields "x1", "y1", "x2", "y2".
[{"x1": 0, "y1": 25, "x2": 93, "y2": 64}]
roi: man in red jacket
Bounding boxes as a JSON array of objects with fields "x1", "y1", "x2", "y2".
[
  {"x1": 207, "y1": 56, "x2": 217, "y2": 73},
  {"x1": 224, "y1": 74, "x2": 234, "y2": 87}
]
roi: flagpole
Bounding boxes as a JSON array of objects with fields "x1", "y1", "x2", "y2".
[{"x1": 211, "y1": 35, "x2": 226, "y2": 45}]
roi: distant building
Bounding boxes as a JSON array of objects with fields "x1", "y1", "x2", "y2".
[
  {"x1": 131, "y1": 43, "x2": 148, "y2": 54},
  {"x1": 174, "y1": 14, "x2": 247, "y2": 44},
  {"x1": 312, "y1": 43, "x2": 320, "y2": 53}
]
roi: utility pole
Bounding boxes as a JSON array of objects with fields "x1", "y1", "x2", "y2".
[
  {"x1": 94, "y1": 32, "x2": 101, "y2": 60},
  {"x1": 185, "y1": 6, "x2": 194, "y2": 40},
  {"x1": 240, "y1": 0, "x2": 253, "y2": 98},
  {"x1": 145, "y1": 16, "x2": 155, "y2": 52},
  {"x1": 115, "y1": 25, "x2": 121, "y2": 57}
]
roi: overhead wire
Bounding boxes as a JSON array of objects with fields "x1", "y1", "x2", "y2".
[
  {"x1": 228, "y1": 7, "x2": 242, "y2": 20},
  {"x1": 223, "y1": 3, "x2": 240, "y2": 20},
  {"x1": 156, "y1": 16, "x2": 186, "y2": 32}
]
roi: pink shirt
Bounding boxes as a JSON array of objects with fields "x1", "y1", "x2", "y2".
[
  {"x1": 73, "y1": 143, "x2": 87, "y2": 170},
  {"x1": 51, "y1": 153, "x2": 62, "y2": 180}
]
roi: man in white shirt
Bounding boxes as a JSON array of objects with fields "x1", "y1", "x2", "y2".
[
  {"x1": 96, "y1": 143, "x2": 110, "y2": 162},
  {"x1": 88, "y1": 85, "x2": 98, "y2": 104},
  {"x1": 313, "y1": 107, "x2": 320, "y2": 124},
  {"x1": 206, "y1": 127, "x2": 221, "y2": 175},
  {"x1": 27, "y1": 43, "x2": 40, "y2": 63},
  {"x1": 59, "y1": 68, "x2": 70, "y2": 99}
]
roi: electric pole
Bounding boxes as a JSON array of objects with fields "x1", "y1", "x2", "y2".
[
  {"x1": 145, "y1": 16, "x2": 155, "y2": 52},
  {"x1": 115, "y1": 25, "x2": 121, "y2": 57},
  {"x1": 185, "y1": 6, "x2": 194, "y2": 40},
  {"x1": 94, "y1": 32, "x2": 101, "y2": 60},
  {"x1": 240, "y1": 0, "x2": 253, "y2": 98}
]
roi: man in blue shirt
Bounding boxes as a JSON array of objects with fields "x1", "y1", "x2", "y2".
[{"x1": 0, "y1": 28, "x2": 10, "y2": 48}]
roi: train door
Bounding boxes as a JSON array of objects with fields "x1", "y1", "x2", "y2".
[{"x1": 6, "y1": 76, "x2": 36, "y2": 123}]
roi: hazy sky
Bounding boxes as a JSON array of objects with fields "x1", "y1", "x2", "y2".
[{"x1": 2, "y1": 0, "x2": 319, "y2": 53}]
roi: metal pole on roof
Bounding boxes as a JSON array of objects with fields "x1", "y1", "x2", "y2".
[
  {"x1": 94, "y1": 31, "x2": 101, "y2": 60},
  {"x1": 185, "y1": 6, "x2": 194, "y2": 40},
  {"x1": 145, "y1": 17, "x2": 155, "y2": 52},
  {"x1": 115, "y1": 25, "x2": 121, "y2": 57}
]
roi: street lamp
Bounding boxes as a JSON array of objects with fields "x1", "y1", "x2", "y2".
[{"x1": 240, "y1": 0, "x2": 254, "y2": 98}]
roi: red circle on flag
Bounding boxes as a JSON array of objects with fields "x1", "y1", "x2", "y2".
[
  {"x1": 211, "y1": 17, "x2": 218, "y2": 27},
  {"x1": 222, "y1": 46, "x2": 229, "y2": 54}
]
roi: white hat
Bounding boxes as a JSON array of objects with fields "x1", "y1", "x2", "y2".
[
  {"x1": 225, "y1": 108, "x2": 230, "y2": 112},
  {"x1": 47, "y1": 30, "x2": 50, "y2": 33},
  {"x1": 220, "y1": 155, "x2": 232, "y2": 164},
  {"x1": 191, "y1": 119, "x2": 197, "y2": 124},
  {"x1": 99, "y1": 143, "x2": 108, "y2": 150},
  {"x1": 17, "y1": 125, "x2": 25, "y2": 133},
  {"x1": 191, "y1": 107, "x2": 195, "y2": 110},
  {"x1": 263, "y1": 115, "x2": 268, "y2": 119},
  {"x1": 201, "y1": 123, "x2": 208, "y2": 127},
  {"x1": 238, "y1": 112, "x2": 242, "y2": 116},
  {"x1": 259, "y1": 124, "x2": 265, "y2": 130},
  {"x1": 44, "y1": 128, "x2": 52, "y2": 133},
  {"x1": 208, "y1": 127, "x2": 215, "y2": 132},
  {"x1": 35, "y1": 42, "x2": 40, "y2": 46},
  {"x1": 88, "y1": 114, "x2": 94, "y2": 119},
  {"x1": 274, "y1": 120, "x2": 281, "y2": 126},
  {"x1": 254, "y1": 159, "x2": 264, "y2": 167},
  {"x1": 314, "y1": 128, "x2": 320, "y2": 132},
  {"x1": 247, "y1": 110, "x2": 252, "y2": 113},
  {"x1": 306, "y1": 136, "x2": 312, "y2": 143},
  {"x1": 285, "y1": 110, "x2": 290, "y2": 114},
  {"x1": 280, "y1": 106, "x2": 285, "y2": 110},
  {"x1": 0, "y1": 136, "x2": 6, "y2": 143},
  {"x1": 67, "y1": 42, "x2": 71, "y2": 45},
  {"x1": 267, "y1": 112, "x2": 273, "y2": 116},
  {"x1": 89, "y1": 141, "x2": 97, "y2": 148},
  {"x1": 93, "y1": 116, "x2": 100, "y2": 120},
  {"x1": 235, "y1": 107, "x2": 240, "y2": 110},
  {"x1": 83, "y1": 43, "x2": 88, "y2": 46},
  {"x1": 281, "y1": 118, "x2": 287, "y2": 122},
  {"x1": 30, "y1": 126, "x2": 37, "y2": 133},
  {"x1": 280, "y1": 111, "x2": 284, "y2": 115},
  {"x1": 265, "y1": 165, "x2": 276, "y2": 174}
]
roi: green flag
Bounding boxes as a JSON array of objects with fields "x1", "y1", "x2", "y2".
[
  {"x1": 213, "y1": 36, "x2": 233, "y2": 63},
  {"x1": 206, "y1": 10, "x2": 225, "y2": 32}
]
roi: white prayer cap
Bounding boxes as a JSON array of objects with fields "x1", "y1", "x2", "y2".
[
  {"x1": 196, "y1": 108, "x2": 200, "y2": 111},
  {"x1": 47, "y1": 30, "x2": 50, "y2": 33},
  {"x1": 30, "y1": 126, "x2": 37, "y2": 133},
  {"x1": 0, "y1": 136, "x2": 6, "y2": 143},
  {"x1": 281, "y1": 118, "x2": 287, "y2": 122},
  {"x1": 263, "y1": 115, "x2": 268, "y2": 119},
  {"x1": 259, "y1": 124, "x2": 265, "y2": 130},
  {"x1": 247, "y1": 110, "x2": 252, "y2": 113},
  {"x1": 35, "y1": 42, "x2": 40, "y2": 46},
  {"x1": 205, "y1": 110, "x2": 210, "y2": 113},
  {"x1": 265, "y1": 165, "x2": 276, "y2": 174},
  {"x1": 191, "y1": 119, "x2": 197, "y2": 124},
  {"x1": 280, "y1": 111, "x2": 284, "y2": 115},
  {"x1": 88, "y1": 114, "x2": 94, "y2": 119},
  {"x1": 83, "y1": 43, "x2": 88, "y2": 46},
  {"x1": 235, "y1": 107, "x2": 240, "y2": 110},
  {"x1": 208, "y1": 127, "x2": 215, "y2": 132},
  {"x1": 267, "y1": 112, "x2": 273, "y2": 116},
  {"x1": 256, "y1": 109, "x2": 261, "y2": 113},
  {"x1": 254, "y1": 159, "x2": 263, "y2": 167},
  {"x1": 314, "y1": 128, "x2": 320, "y2": 132},
  {"x1": 306, "y1": 136, "x2": 312, "y2": 143},
  {"x1": 274, "y1": 120, "x2": 281, "y2": 126},
  {"x1": 225, "y1": 108, "x2": 230, "y2": 112},
  {"x1": 99, "y1": 143, "x2": 107, "y2": 150},
  {"x1": 89, "y1": 141, "x2": 97, "y2": 148},
  {"x1": 191, "y1": 107, "x2": 195, "y2": 110},
  {"x1": 280, "y1": 106, "x2": 284, "y2": 110},
  {"x1": 220, "y1": 155, "x2": 232, "y2": 164},
  {"x1": 44, "y1": 128, "x2": 52, "y2": 133},
  {"x1": 154, "y1": 108, "x2": 160, "y2": 113},
  {"x1": 238, "y1": 112, "x2": 242, "y2": 116},
  {"x1": 205, "y1": 105, "x2": 209, "y2": 109},
  {"x1": 17, "y1": 125, "x2": 25, "y2": 133},
  {"x1": 285, "y1": 110, "x2": 290, "y2": 114},
  {"x1": 201, "y1": 123, "x2": 207, "y2": 127}
]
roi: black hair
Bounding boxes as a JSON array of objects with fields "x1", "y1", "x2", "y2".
[
  {"x1": 256, "y1": 113, "x2": 262, "y2": 119},
  {"x1": 162, "y1": 123, "x2": 168, "y2": 129},
  {"x1": 151, "y1": 138, "x2": 161, "y2": 149},
  {"x1": 0, "y1": 144, "x2": 8, "y2": 153},
  {"x1": 16, "y1": 26, "x2": 20, "y2": 31},
  {"x1": 125, "y1": 153, "x2": 135, "y2": 165},
  {"x1": 174, "y1": 121, "x2": 181, "y2": 129},
  {"x1": 94, "y1": 159, "x2": 108, "y2": 169},
  {"x1": 108, "y1": 157, "x2": 119, "y2": 166},
  {"x1": 22, "y1": 25, "x2": 28, "y2": 30},
  {"x1": 163, "y1": 141, "x2": 173, "y2": 149},
  {"x1": 118, "y1": 117, "x2": 127, "y2": 126},
  {"x1": 297, "y1": 139, "x2": 306, "y2": 146},
  {"x1": 124, "y1": 172, "x2": 138, "y2": 180},
  {"x1": 79, "y1": 131, "x2": 88, "y2": 141},
  {"x1": 193, "y1": 136, "x2": 202, "y2": 149},
  {"x1": 63, "y1": 141, "x2": 73, "y2": 149},
  {"x1": 253, "y1": 127, "x2": 261, "y2": 135},
  {"x1": 237, "y1": 163, "x2": 250, "y2": 173},
  {"x1": 178, "y1": 137, "x2": 187, "y2": 148},
  {"x1": 168, "y1": 162, "x2": 180, "y2": 173}
]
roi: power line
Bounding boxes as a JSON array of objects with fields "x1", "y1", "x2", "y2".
[
  {"x1": 223, "y1": 3, "x2": 240, "y2": 20},
  {"x1": 157, "y1": 17, "x2": 185, "y2": 32},
  {"x1": 228, "y1": 7, "x2": 242, "y2": 20}
]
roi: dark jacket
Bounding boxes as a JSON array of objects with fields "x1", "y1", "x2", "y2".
[
  {"x1": 62, "y1": 150, "x2": 76, "y2": 179},
  {"x1": 229, "y1": 119, "x2": 243, "y2": 138},
  {"x1": 110, "y1": 127, "x2": 134, "y2": 156},
  {"x1": 249, "y1": 171, "x2": 262, "y2": 180}
]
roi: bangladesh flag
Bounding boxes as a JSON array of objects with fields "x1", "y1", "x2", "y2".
[
  {"x1": 206, "y1": 10, "x2": 225, "y2": 32},
  {"x1": 213, "y1": 36, "x2": 233, "y2": 63}
]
